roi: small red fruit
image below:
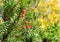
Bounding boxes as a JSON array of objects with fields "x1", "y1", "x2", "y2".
[
  {"x1": 22, "y1": 9, "x2": 25, "y2": 12},
  {"x1": 21, "y1": 26, "x2": 24, "y2": 29},
  {"x1": 22, "y1": 11, "x2": 25, "y2": 14},
  {"x1": 21, "y1": 14, "x2": 25, "y2": 17},
  {"x1": 26, "y1": 26, "x2": 32, "y2": 29},
  {"x1": 22, "y1": 9, "x2": 25, "y2": 14},
  {"x1": 25, "y1": 21, "x2": 28, "y2": 24},
  {"x1": 21, "y1": 9, "x2": 26, "y2": 17},
  {"x1": 4, "y1": 17, "x2": 9, "y2": 21}
]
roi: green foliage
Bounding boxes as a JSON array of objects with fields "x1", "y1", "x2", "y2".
[
  {"x1": 0, "y1": 0, "x2": 60, "y2": 42},
  {"x1": 3, "y1": 0, "x2": 17, "y2": 18}
]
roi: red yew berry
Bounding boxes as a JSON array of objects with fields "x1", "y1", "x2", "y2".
[
  {"x1": 22, "y1": 9, "x2": 25, "y2": 14},
  {"x1": 4, "y1": 17, "x2": 9, "y2": 21},
  {"x1": 22, "y1": 11, "x2": 25, "y2": 14},
  {"x1": 26, "y1": 26, "x2": 32, "y2": 29},
  {"x1": 25, "y1": 21, "x2": 28, "y2": 24},
  {"x1": 21, "y1": 14, "x2": 25, "y2": 17},
  {"x1": 21, "y1": 9, "x2": 26, "y2": 17},
  {"x1": 22, "y1": 9, "x2": 25, "y2": 12},
  {"x1": 21, "y1": 26, "x2": 25, "y2": 29}
]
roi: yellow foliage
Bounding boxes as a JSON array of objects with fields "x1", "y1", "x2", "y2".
[
  {"x1": 38, "y1": 17, "x2": 49, "y2": 29},
  {"x1": 48, "y1": 13, "x2": 59, "y2": 22},
  {"x1": 34, "y1": 8, "x2": 38, "y2": 12},
  {"x1": 15, "y1": 0, "x2": 19, "y2": 2},
  {"x1": 0, "y1": 0, "x2": 3, "y2": 6}
]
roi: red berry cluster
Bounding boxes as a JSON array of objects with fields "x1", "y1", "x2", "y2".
[
  {"x1": 26, "y1": 26, "x2": 32, "y2": 29},
  {"x1": 21, "y1": 9, "x2": 26, "y2": 17},
  {"x1": 21, "y1": 25, "x2": 32, "y2": 29}
]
